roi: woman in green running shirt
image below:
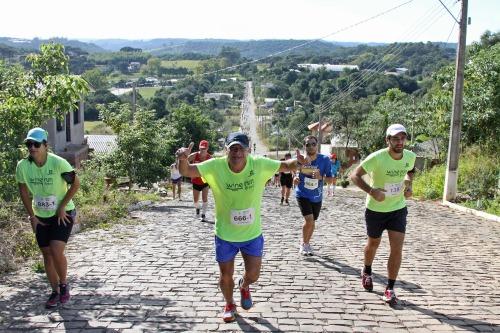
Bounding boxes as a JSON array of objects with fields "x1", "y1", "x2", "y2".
[{"x1": 16, "y1": 128, "x2": 80, "y2": 309}]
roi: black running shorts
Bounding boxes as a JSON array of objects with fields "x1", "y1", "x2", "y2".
[
  {"x1": 297, "y1": 197, "x2": 322, "y2": 221},
  {"x1": 192, "y1": 183, "x2": 209, "y2": 191},
  {"x1": 365, "y1": 207, "x2": 408, "y2": 238},
  {"x1": 280, "y1": 173, "x2": 293, "y2": 189},
  {"x1": 35, "y1": 210, "x2": 75, "y2": 247}
]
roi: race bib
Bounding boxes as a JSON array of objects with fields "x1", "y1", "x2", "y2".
[
  {"x1": 304, "y1": 177, "x2": 319, "y2": 190},
  {"x1": 34, "y1": 195, "x2": 57, "y2": 211},
  {"x1": 230, "y1": 208, "x2": 255, "y2": 225},
  {"x1": 384, "y1": 182, "x2": 403, "y2": 197}
]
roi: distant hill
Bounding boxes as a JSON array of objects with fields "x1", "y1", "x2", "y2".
[
  {"x1": 1, "y1": 37, "x2": 455, "y2": 60},
  {"x1": 0, "y1": 37, "x2": 105, "y2": 53},
  {"x1": 88, "y1": 38, "x2": 388, "y2": 59}
]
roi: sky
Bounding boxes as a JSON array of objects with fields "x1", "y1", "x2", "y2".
[{"x1": 2, "y1": 0, "x2": 498, "y2": 44}]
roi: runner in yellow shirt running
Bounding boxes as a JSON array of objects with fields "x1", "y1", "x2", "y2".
[
  {"x1": 16, "y1": 128, "x2": 80, "y2": 309},
  {"x1": 350, "y1": 124, "x2": 416, "y2": 305},
  {"x1": 176, "y1": 132, "x2": 308, "y2": 322}
]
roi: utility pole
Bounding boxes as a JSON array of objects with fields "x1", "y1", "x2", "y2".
[
  {"x1": 317, "y1": 106, "x2": 323, "y2": 154},
  {"x1": 132, "y1": 81, "x2": 137, "y2": 118},
  {"x1": 276, "y1": 124, "x2": 280, "y2": 159},
  {"x1": 443, "y1": 0, "x2": 468, "y2": 202}
]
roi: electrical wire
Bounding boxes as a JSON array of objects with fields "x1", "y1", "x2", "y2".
[{"x1": 283, "y1": 0, "x2": 455, "y2": 144}]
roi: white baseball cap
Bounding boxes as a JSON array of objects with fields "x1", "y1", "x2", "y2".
[{"x1": 386, "y1": 124, "x2": 407, "y2": 137}]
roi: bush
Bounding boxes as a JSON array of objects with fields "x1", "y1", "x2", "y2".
[
  {"x1": 457, "y1": 146, "x2": 499, "y2": 200},
  {"x1": 413, "y1": 146, "x2": 499, "y2": 213},
  {"x1": 463, "y1": 197, "x2": 500, "y2": 216},
  {"x1": 0, "y1": 202, "x2": 38, "y2": 273},
  {"x1": 413, "y1": 164, "x2": 445, "y2": 200}
]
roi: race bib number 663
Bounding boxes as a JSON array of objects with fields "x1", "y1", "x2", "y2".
[
  {"x1": 230, "y1": 208, "x2": 255, "y2": 225},
  {"x1": 34, "y1": 195, "x2": 57, "y2": 210}
]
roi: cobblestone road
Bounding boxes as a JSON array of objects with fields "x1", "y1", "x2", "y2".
[{"x1": 1, "y1": 187, "x2": 499, "y2": 332}]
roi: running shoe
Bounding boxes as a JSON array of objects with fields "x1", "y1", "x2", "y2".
[
  {"x1": 280, "y1": 197, "x2": 284, "y2": 205},
  {"x1": 299, "y1": 243, "x2": 313, "y2": 256},
  {"x1": 222, "y1": 303, "x2": 237, "y2": 323},
  {"x1": 200, "y1": 214, "x2": 206, "y2": 222},
  {"x1": 299, "y1": 244, "x2": 308, "y2": 255},
  {"x1": 361, "y1": 271, "x2": 373, "y2": 291},
  {"x1": 195, "y1": 208, "x2": 200, "y2": 219},
  {"x1": 238, "y1": 277, "x2": 253, "y2": 310},
  {"x1": 383, "y1": 289, "x2": 397, "y2": 304},
  {"x1": 45, "y1": 291, "x2": 59, "y2": 309},
  {"x1": 59, "y1": 283, "x2": 70, "y2": 304},
  {"x1": 285, "y1": 199, "x2": 289, "y2": 206}
]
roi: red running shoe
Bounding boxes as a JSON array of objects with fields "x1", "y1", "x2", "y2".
[
  {"x1": 238, "y1": 277, "x2": 253, "y2": 310},
  {"x1": 383, "y1": 289, "x2": 398, "y2": 304},
  {"x1": 222, "y1": 303, "x2": 237, "y2": 323}
]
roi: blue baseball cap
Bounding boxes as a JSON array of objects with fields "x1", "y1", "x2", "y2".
[
  {"x1": 225, "y1": 132, "x2": 249, "y2": 148},
  {"x1": 25, "y1": 127, "x2": 48, "y2": 143}
]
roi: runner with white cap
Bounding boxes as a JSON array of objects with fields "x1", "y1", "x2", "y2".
[{"x1": 350, "y1": 124, "x2": 416, "y2": 304}]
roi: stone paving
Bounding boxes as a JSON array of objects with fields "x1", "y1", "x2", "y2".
[{"x1": 0, "y1": 187, "x2": 499, "y2": 332}]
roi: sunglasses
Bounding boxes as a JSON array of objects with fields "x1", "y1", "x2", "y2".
[
  {"x1": 305, "y1": 142, "x2": 317, "y2": 147},
  {"x1": 25, "y1": 141, "x2": 42, "y2": 148}
]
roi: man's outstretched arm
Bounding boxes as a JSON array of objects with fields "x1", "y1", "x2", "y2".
[{"x1": 176, "y1": 142, "x2": 202, "y2": 178}]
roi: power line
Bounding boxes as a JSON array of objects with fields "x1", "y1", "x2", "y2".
[
  {"x1": 196, "y1": 0, "x2": 415, "y2": 77},
  {"x1": 284, "y1": 0, "x2": 454, "y2": 143}
]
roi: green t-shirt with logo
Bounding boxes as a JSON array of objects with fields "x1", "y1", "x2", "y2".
[
  {"x1": 361, "y1": 148, "x2": 416, "y2": 212},
  {"x1": 197, "y1": 155, "x2": 280, "y2": 242},
  {"x1": 16, "y1": 153, "x2": 76, "y2": 218}
]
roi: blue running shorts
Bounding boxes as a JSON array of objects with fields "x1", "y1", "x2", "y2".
[{"x1": 214, "y1": 234, "x2": 264, "y2": 262}]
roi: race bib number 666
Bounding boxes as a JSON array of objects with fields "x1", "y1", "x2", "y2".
[{"x1": 230, "y1": 208, "x2": 255, "y2": 225}]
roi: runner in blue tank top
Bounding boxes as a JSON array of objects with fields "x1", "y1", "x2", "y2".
[{"x1": 294, "y1": 135, "x2": 333, "y2": 256}]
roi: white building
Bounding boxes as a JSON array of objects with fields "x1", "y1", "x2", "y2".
[
  {"x1": 297, "y1": 64, "x2": 359, "y2": 72},
  {"x1": 203, "y1": 93, "x2": 233, "y2": 101},
  {"x1": 42, "y1": 100, "x2": 89, "y2": 168}
]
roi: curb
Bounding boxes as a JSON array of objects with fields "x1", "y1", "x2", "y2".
[{"x1": 442, "y1": 200, "x2": 499, "y2": 222}]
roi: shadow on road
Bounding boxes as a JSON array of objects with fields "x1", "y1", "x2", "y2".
[
  {"x1": 309, "y1": 255, "x2": 498, "y2": 331},
  {"x1": 0, "y1": 275, "x2": 192, "y2": 332},
  {"x1": 312, "y1": 255, "x2": 424, "y2": 292},
  {"x1": 236, "y1": 315, "x2": 284, "y2": 333},
  {"x1": 403, "y1": 303, "x2": 499, "y2": 330}
]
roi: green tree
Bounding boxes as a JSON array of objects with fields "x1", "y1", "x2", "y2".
[
  {"x1": 82, "y1": 68, "x2": 109, "y2": 90},
  {"x1": 0, "y1": 43, "x2": 89, "y2": 200},
  {"x1": 144, "y1": 57, "x2": 162, "y2": 77},
  {"x1": 98, "y1": 102, "x2": 172, "y2": 187},
  {"x1": 219, "y1": 46, "x2": 241, "y2": 66},
  {"x1": 168, "y1": 104, "x2": 219, "y2": 151},
  {"x1": 424, "y1": 36, "x2": 500, "y2": 149}
]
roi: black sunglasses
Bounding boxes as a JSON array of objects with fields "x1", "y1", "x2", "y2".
[
  {"x1": 305, "y1": 142, "x2": 317, "y2": 147},
  {"x1": 25, "y1": 141, "x2": 42, "y2": 148}
]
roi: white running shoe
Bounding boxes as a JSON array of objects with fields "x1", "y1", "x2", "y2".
[{"x1": 300, "y1": 243, "x2": 313, "y2": 256}]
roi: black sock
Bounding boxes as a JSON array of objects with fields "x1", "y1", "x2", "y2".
[
  {"x1": 364, "y1": 265, "x2": 372, "y2": 275},
  {"x1": 387, "y1": 279, "x2": 396, "y2": 290}
]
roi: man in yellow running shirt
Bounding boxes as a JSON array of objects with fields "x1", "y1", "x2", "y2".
[
  {"x1": 350, "y1": 124, "x2": 416, "y2": 305},
  {"x1": 176, "y1": 132, "x2": 308, "y2": 322}
]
